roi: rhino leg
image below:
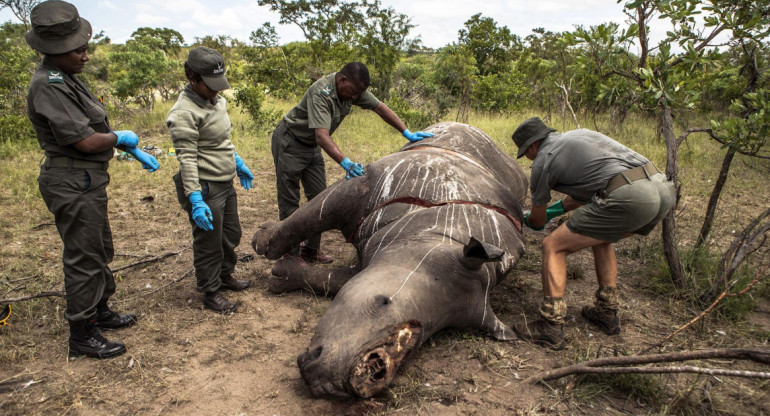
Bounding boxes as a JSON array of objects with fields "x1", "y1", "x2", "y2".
[
  {"x1": 268, "y1": 255, "x2": 358, "y2": 296},
  {"x1": 252, "y1": 179, "x2": 369, "y2": 260},
  {"x1": 482, "y1": 308, "x2": 516, "y2": 341}
]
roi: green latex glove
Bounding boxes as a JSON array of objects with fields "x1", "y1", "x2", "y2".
[
  {"x1": 524, "y1": 212, "x2": 544, "y2": 231},
  {"x1": 524, "y1": 200, "x2": 566, "y2": 231},
  {"x1": 545, "y1": 199, "x2": 566, "y2": 222}
]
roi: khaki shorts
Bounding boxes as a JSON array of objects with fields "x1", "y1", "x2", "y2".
[{"x1": 566, "y1": 173, "x2": 676, "y2": 242}]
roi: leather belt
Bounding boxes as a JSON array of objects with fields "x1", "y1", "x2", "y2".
[
  {"x1": 44, "y1": 156, "x2": 109, "y2": 171},
  {"x1": 605, "y1": 162, "x2": 660, "y2": 194}
]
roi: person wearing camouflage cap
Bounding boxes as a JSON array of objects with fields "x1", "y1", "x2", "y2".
[
  {"x1": 271, "y1": 62, "x2": 434, "y2": 264},
  {"x1": 509, "y1": 117, "x2": 676, "y2": 350},
  {"x1": 167, "y1": 47, "x2": 254, "y2": 314},
  {"x1": 25, "y1": 0, "x2": 160, "y2": 359}
]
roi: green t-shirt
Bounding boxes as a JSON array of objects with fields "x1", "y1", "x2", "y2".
[{"x1": 283, "y1": 72, "x2": 380, "y2": 146}]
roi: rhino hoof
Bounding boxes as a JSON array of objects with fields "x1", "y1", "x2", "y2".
[
  {"x1": 251, "y1": 222, "x2": 279, "y2": 257},
  {"x1": 267, "y1": 255, "x2": 308, "y2": 293}
]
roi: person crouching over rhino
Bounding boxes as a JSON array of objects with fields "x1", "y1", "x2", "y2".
[
  {"x1": 270, "y1": 62, "x2": 434, "y2": 264},
  {"x1": 511, "y1": 117, "x2": 676, "y2": 350},
  {"x1": 167, "y1": 47, "x2": 255, "y2": 314}
]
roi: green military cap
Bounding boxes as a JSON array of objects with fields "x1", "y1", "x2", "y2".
[
  {"x1": 24, "y1": 1, "x2": 92, "y2": 55},
  {"x1": 511, "y1": 116, "x2": 556, "y2": 159},
  {"x1": 187, "y1": 47, "x2": 231, "y2": 92}
]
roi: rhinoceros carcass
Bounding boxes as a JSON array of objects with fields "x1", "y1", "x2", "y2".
[{"x1": 252, "y1": 122, "x2": 528, "y2": 398}]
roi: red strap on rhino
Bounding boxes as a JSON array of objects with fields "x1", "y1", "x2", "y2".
[{"x1": 346, "y1": 196, "x2": 522, "y2": 243}]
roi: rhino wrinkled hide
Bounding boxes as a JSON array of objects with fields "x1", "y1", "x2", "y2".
[{"x1": 253, "y1": 122, "x2": 528, "y2": 398}]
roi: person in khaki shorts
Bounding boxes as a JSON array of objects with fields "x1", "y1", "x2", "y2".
[{"x1": 510, "y1": 117, "x2": 676, "y2": 350}]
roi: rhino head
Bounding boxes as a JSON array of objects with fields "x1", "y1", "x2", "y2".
[{"x1": 296, "y1": 237, "x2": 514, "y2": 398}]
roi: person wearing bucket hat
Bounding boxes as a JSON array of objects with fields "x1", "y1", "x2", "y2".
[
  {"x1": 25, "y1": 1, "x2": 161, "y2": 359},
  {"x1": 270, "y1": 62, "x2": 434, "y2": 265},
  {"x1": 166, "y1": 47, "x2": 253, "y2": 314},
  {"x1": 509, "y1": 117, "x2": 676, "y2": 350}
]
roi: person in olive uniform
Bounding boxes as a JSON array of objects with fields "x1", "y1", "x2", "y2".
[
  {"x1": 25, "y1": 1, "x2": 160, "y2": 359},
  {"x1": 510, "y1": 117, "x2": 676, "y2": 350},
  {"x1": 167, "y1": 47, "x2": 254, "y2": 314},
  {"x1": 272, "y1": 62, "x2": 434, "y2": 263}
]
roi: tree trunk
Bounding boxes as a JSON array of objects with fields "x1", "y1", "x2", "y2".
[
  {"x1": 660, "y1": 103, "x2": 687, "y2": 288},
  {"x1": 695, "y1": 148, "x2": 736, "y2": 250}
]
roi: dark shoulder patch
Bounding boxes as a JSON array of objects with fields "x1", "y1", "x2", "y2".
[{"x1": 47, "y1": 71, "x2": 64, "y2": 84}]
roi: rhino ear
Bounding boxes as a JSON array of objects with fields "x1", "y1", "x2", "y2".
[{"x1": 461, "y1": 237, "x2": 505, "y2": 270}]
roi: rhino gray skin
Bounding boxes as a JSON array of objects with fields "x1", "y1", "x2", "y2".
[{"x1": 252, "y1": 122, "x2": 528, "y2": 398}]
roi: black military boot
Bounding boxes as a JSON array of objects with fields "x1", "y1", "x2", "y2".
[
  {"x1": 581, "y1": 306, "x2": 620, "y2": 335},
  {"x1": 68, "y1": 319, "x2": 126, "y2": 359},
  {"x1": 203, "y1": 291, "x2": 237, "y2": 314},
  {"x1": 513, "y1": 319, "x2": 565, "y2": 350},
  {"x1": 95, "y1": 301, "x2": 137, "y2": 330},
  {"x1": 220, "y1": 275, "x2": 251, "y2": 292}
]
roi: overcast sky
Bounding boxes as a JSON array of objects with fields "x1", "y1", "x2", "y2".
[{"x1": 2, "y1": 0, "x2": 660, "y2": 49}]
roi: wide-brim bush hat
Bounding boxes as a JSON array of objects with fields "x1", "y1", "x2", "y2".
[
  {"x1": 512, "y1": 116, "x2": 556, "y2": 158},
  {"x1": 24, "y1": 1, "x2": 92, "y2": 55},
  {"x1": 187, "y1": 46, "x2": 231, "y2": 91}
]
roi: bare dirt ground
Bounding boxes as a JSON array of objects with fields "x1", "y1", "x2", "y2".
[{"x1": 1, "y1": 150, "x2": 769, "y2": 415}]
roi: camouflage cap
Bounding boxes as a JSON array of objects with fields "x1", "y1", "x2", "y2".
[
  {"x1": 511, "y1": 117, "x2": 556, "y2": 159},
  {"x1": 187, "y1": 47, "x2": 230, "y2": 92},
  {"x1": 24, "y1": 1, "x2": 92, "y2": 55}
]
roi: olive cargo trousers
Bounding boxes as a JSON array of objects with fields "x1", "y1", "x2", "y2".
[
  {"x1": 38, "y1": 165, "x2": 116, "y2": 322},
  {"x1": 271, "y1": 121, "x2": 326, "y2": 251},
  {"x1": 174, "y1": 173, "x2": 242, "y2": 294}
]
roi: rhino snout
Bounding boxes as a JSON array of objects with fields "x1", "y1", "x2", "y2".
[{"x1": 349, "y1": 320, "x2": 422, "y2": 398}]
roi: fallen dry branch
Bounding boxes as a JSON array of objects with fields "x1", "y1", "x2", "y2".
[
  {"x1": 0, "y1": 291, "x2": 64, "y2": 303},
  {"x1": 111, "y1": 250, "x2": 185, "y2": 272},
  {"x1": 642, "y1": 264, "x2": 770, "y2": 354},
  {"x1": 117, "y1": 267, "x2": 194, "y2": 303},
  {"x1": 525, "y1": 348, "x2": 770, "y2": 384}
]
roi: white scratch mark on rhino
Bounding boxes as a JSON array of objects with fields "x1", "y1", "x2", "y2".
[
  {"x1": 318, "y1": 184, "x2": 342, "y2": 219},
  {"x1": 373, "y1": 209, "x2": 420, "y2": 256},
  {"x1": 481, "y1": 266, "x2": 491, "y2": 326},
  {"x1": 390, "y1": 243, "x2": 443, "y2": 300},
  {"x1": 490, "y1": 212, "x2": 502, "y2": 246}
]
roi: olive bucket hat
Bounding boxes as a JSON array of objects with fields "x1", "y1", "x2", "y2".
[
  {"x1": 512, "y1": 117, "x2": 556, "y2": 159},
  {"x1": 24, "y1": 1, "x2": 92, "y2": 55},
  {"x1": 187, "y1": 47, "x2": 231, "y2": 92}
]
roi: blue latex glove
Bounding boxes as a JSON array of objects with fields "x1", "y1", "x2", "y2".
[
  {"x1": 234, "y1": 152, "x2": 254, "y2": 190},
  {"x1": 402, "y1": 129, "x2": 434, "y2": 143},
  {"x1": 340, "y1": 157, "x2": 364, "y2": 179},
  {"x1": 113, "y1": 130, "x2": 139, "y2": 148},
  {"x1": 188, "y1": 191, "x2": 214, "y2": 231},
  {"x1": 125, "y1": 147, "x2": 160, "y2": 172}
]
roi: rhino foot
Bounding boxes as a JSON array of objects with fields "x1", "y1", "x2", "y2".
[
  {"x1": 349, "y1": 320, "x2": 422, "y2": 398},
  {"x1": 267, "y1": 255, "x2": 308, "y2": 294},
  {"x1": 251, "y1": 221, "x2": 280, "y2": 258}
]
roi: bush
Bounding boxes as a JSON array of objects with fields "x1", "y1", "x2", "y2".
[{"x1": 233, "y1": 84, "x2": 282, "y2": 133}]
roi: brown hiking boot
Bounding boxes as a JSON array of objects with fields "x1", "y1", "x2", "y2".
[
  {"x1": 220, "y1": 275, "x2": 251, "y2": 292},
  {"x1": 581, "y1": 306, "x2": 620, "y2": 335},
  {"x1": 299, "y1": 243, "x2": 333, "y2": 264},
  {"x1": 203, "y1": 292, "x2": 237, "y2": 314},
  {"x1": 513, "y1": 319, "x2": 565, "y2": 350}
]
